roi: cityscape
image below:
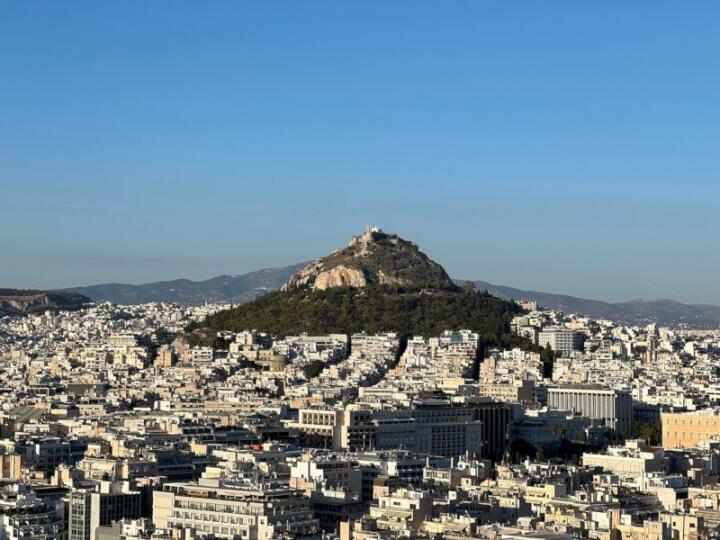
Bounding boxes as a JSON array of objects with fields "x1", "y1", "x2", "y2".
[
  {"x1": 2, "y1": 227, "x2": 720, "y2": 540},
  {"x1": 3, "y1": 3, "x2": 719, "y2": 540}
]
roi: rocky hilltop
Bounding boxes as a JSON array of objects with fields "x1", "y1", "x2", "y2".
[
  {"x1": 283, "y1": 226, "x2": 454, "y2": 291},
  {"x1": 0, "y1": 289, "x2": 90, "y2": 316}
]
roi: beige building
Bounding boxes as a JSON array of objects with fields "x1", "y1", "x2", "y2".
[
  {"x1": 659, "y1": 513, "x2": 702, "y2": 540},
  {"x1": 614, "y1": 519, "x2": 667, "y2": 540},
  {"x1": 366, "y1": 488, "x2": 432, "y2": 537},
  {"x1": 582, "y1": 441, "x2": 667, "y2": 487},
  {"x1": 154, "y1": 346, "x2": 175, "y2": 367},
  {"x1": 476, "y1": 379, "x2": 534, "y2": 403},
  {"x1": 77, "y1": 456, "x2": 159, "y2": 481},
  {"x1": 0, "y1": 453, "x2": 21, "y2": 479},
  {"x1": 288, "y1": 408, "x2": 344, "y2": 449},
  {"x1": 153, "y1": 479, "x2": 319, "y2": 540}
]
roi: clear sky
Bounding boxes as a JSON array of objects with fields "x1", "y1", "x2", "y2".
[{"x1": 2, "y1": 2, "x2": 719, "y2": 304}]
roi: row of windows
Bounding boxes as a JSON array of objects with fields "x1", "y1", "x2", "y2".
[
  {"x1": 176, "y1": 499, "x2": 308, "y2": 515},
  {"x1": 664, "y1": 418, "x2": 720, "y2": 427},
  {"x1": 665, "y1": 432, "x2": 704, "y2": 438},
  {"x1": 174, "y1": 511, "x2": 254, "y2": 525},
  {"x1": 171, "y1": 521, "x2": 248, "y2": 537}
]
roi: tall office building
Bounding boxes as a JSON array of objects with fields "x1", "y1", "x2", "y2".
[
  {"x1": 68, "y1": 482, "x2": 142, "y2": 540},
  {"x1": 464, "y1": 398, "x2": 512, "y2": 461},
  {"x1": 645, "y1": 335, "x2": 658, "y2": 367}
]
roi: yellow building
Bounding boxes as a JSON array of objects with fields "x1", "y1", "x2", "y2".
[
  {"x1": 661, "y1": 410, "x2": 720, "y2": 449},
  {"x1": 476, "y1": 380, "x2": 533, "y2": 403}
]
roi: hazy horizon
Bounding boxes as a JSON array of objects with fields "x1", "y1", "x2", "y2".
[
  {"x1": 4, "y1": 227, "x2": 719, "y2": 307},
  {"x1": 3, "y1": 2, "x2": 720, "y2": 304}
]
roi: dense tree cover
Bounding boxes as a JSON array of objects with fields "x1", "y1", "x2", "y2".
[
  {"x1": 633, "y1": 421, "x2": 662, "y2": 445},
  {"x1": 154, "y1": 327, "x2": 174, "y2": 346},
  {"x1": 508, "y1": 436, "x2": 606, "y2": 464},
  {"x1": 541, "y1": 344, "x2": 557, "y2": 376},
  {"x1": 187, "y1": 285, "x2": 527, "y2": 347},
  {"x1": 304, "y1": 360, "x2": 326, "y2": 379}
]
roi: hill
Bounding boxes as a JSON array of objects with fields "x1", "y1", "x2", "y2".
[
  {"x1": 0, "y1": 289, "x2": 90, "y2": 316},
  {"x1": 69, "y1": 263, "x2": 306, "y2": 305},
  {"x1": 188, "y1": 228, "x2": 529, "y2": 349},
  {"x1": 58, "y1": 233, "x2": 720, "y2": 327}
]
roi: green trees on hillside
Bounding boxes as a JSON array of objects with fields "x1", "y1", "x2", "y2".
[{"x1": 188, "y1": 285, "x2": 528, "y2": 350}]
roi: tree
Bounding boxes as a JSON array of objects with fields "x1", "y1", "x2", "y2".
[
  {"x1": 633, "y1": 421, "x2": 661, "y2": 445},
  {"x1": 154, "y1": 327, "x2": 172, "y2": 345},
  {"x1": 190, "y1": 285, "x2": 526, "y2": 349},
  {"x1": 304, "y1": 360, "x2": 326, "y2": 379},
  {"x1": 509, "y1": 438, "x2": 537, "y2": 462},
  {"x1": 541, "y1": 345, "x2": 555, "y2": 378}
]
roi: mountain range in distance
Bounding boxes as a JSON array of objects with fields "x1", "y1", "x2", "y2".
[
  {"x1": 0, "y1": 246, "x2": 714, "y2": 328},
  {"x1": 69, "y1": 262, "x2": 307, "y2": 306},
  {"x1": 63, "y1": 264, "x2": 720, "y2": 328},
  {"x1": 471, "y1": 281, "x2": 720, "y2": 328}
]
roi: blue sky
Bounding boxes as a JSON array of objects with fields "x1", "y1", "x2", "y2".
[{"x1": 2, "y1": 2, "x2": 719, "y2": 303}]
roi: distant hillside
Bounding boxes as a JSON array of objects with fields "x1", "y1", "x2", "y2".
[
  {"x1": 69, "y1": 263, "x2": 306, "y2": 305},
  {"x1": 472, "y1": 281, "x2": 720, "y2": 327},
  {"x1": 0, "y1": 289, "x2": 90, "y2": 316}
]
